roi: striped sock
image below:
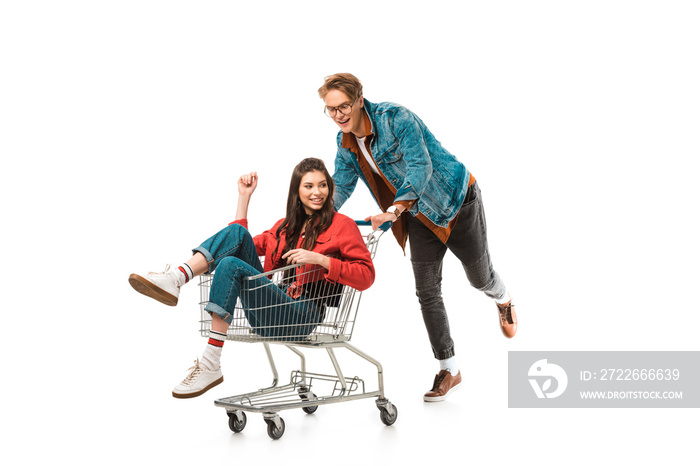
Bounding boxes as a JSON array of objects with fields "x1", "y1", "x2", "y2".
[
  {"x1": 201, "y1": 330, "x2": 226, "y2": 370},
  {"x1": 175, "y1": 263, "x2": 194, "y2": 286}
]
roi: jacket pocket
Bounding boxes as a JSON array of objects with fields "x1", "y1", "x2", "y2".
[
  {"x1": 374, "y1": 141, "x2": 400, "y2": 164},
  {"x1": 315, "y1": 230, "x2": 332, "y2": 244}
]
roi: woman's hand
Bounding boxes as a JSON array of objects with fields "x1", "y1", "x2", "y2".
[
  {"x1": 235, "y1": 172, "x2": 258, "y2": 221},
  {"x1": 282, "y1": 249, "x2": 331, "y2": 270},
  {"x1": 238, "y1": 172, "x2": 258, "y2": 197}
]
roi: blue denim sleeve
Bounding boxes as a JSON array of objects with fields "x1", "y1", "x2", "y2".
[
  {"x1": 390, "y1": 107, "x2": 432, "y2": 203},
  {"x1": 331, "y1": 147, "x2": 359, "y2": 211}
]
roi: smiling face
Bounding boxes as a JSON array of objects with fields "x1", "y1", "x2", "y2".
[
  {"x1": 298, "y1": 170, "x2": 329, "y2": 215},
  {"x1": 323, "y1": 89, "x2": 365, "y2": 137}
]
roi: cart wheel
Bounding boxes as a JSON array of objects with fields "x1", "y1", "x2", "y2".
[
  {"x1": 265, "y1": 417, "x2": 285, "y2": 440},
  {"x1": 302, "y1": 405, "x2": 318, "y2": 414},
  {"x1": 379, "y1": 404, "x2": 398, "y2": 426},
  {"x1": 299, "y1": 391, "x2": 319, "y2": 414},
  {"x1": 227, "y1": 411, "x2": 247, "y2": 433}
]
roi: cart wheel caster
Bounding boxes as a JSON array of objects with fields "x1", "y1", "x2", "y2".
[
  {"x1": 377, "y1": 401, "x2": 398, "y2": 426},
  {"x1": 265, "y1": 417, "x2": 285, "y2": 440},
  {"x1": 227, "y1": 411, "x2": 247, "y2": 433},
  {"x1": 299, "y1": 390, "x2": 319, "y2": 414},
  {"x1": 302, "y1": 405, "x2": 318, "y2": 414}
]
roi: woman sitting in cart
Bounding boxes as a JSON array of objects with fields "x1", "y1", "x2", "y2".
[{"x1": 129, "y1": 157, "x2": 375, "y2": 398}]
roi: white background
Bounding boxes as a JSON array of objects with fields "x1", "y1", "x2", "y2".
[{"x1": 2, "y1": 1, "x2": 698, "y2": 464}]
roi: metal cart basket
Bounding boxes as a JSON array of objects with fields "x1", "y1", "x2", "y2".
[{"x1": 198, "y1": 221, "x2": 397, "y2": 439}]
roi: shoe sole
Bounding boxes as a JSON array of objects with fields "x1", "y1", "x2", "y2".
[
  {"x1": 129, "y1": 273, "x2": 179, "y2": 306},
  {"x1": 172, "y1": 375, "x2": 224, "y2": 399},
  {"x1": 423, "y1": 382, "x2": 462, "y2": 402}
]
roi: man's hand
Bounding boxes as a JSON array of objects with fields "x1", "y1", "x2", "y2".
[{"x1": 365, "y1": 211, "x2": 398, "y2": 230}]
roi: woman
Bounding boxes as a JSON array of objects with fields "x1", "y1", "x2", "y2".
[{"x1": 129, "y1": 158, "x2": 375, "y2": 398}]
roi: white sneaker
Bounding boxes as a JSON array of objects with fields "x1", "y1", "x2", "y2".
[
  {"x1": 172, "y1": 358, "x2": 224, "y2": 399},
  {"x1": 128, "y1": 264, "x2": 180, "y2": 306}
]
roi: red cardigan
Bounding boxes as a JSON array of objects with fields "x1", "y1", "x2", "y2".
[{"x1": 232, "y1": 212, "x2": 375, "y2": 292}]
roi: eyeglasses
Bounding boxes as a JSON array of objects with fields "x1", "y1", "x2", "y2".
[{"x1": 324, "y1": 97, "x2": 359, "y2": 118}]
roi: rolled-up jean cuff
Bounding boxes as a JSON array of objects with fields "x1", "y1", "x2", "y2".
[
  {"x1": 204, "y1": 301, "x2": 233, "y2": 325},
  {"x1": 192, "y1": 246, "x2": 214, "y2": 272},
  {"x1": 435, "y1": 348, "x2": 455, "y2": 360}
]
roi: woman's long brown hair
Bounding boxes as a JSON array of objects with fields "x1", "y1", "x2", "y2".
[{"x1": 271, "y1": 158, "x2": 336, "y2": 262}]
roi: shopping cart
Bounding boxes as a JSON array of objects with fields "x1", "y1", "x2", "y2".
[{"x1": 198, "y1": 221, "x2": 397, "y2": 439}]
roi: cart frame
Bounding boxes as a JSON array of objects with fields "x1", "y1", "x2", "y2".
[{"x1": 197, "y1": 221, "x2": 397, "y2": 439}]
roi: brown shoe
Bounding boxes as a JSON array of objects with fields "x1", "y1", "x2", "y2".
[
  {"x1": 423, "y1": 370, "x2": 462, "y2": 402},
  {"x1": 497, "y1": 300, "x2": 517, "y2": 338}
]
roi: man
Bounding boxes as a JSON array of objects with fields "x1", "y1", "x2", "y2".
[{"x1": 318, "y1": 73, "x2": 517, "y2": 402}]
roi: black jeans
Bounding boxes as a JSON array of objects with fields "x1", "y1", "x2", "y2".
[{"x1": 407, "y1": 181, "x2": 506, "y2": 360}]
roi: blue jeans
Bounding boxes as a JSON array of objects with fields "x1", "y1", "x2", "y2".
[{"x1": 193, "y1": 223, "x2": 321, "y2": 339}]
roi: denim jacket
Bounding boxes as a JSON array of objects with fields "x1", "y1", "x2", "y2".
[{"x1": 332, "y1": 99, "x2": 470, "y2": 228}]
